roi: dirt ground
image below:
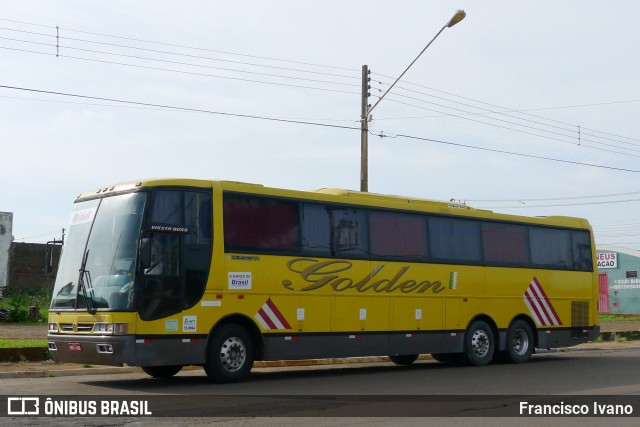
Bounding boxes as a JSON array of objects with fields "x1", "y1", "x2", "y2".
[
  {"x1": 2, "y1": 320, "x2": 640, "y2": 340},
  {"x1": 0, "y1": 323, "x2": 48, "y2": 340}
]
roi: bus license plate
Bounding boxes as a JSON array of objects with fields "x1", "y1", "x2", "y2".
[{"x1": 68, "y1": 343, "x2": 82, "y2": 352}]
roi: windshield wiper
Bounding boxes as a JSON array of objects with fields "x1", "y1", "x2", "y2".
[{"x1": 77, "y1": 249, "x2": 97, "y2": 315}]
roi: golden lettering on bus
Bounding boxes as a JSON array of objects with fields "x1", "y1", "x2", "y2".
[{"x1": 282, "y1": 258, "x2": 444, "y2": 294}]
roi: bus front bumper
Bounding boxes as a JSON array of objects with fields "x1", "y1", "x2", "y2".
[
  {"x1": 47, "y1": 334, "x2": 208, "y2": 367},
  {"x1": 47, "y1": 334, "x2": 135, "y2": 366}
]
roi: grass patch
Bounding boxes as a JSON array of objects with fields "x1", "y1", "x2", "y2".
[
  {"x1": 598, "y1": 331, "x2": 640, "y2": 342},
  {"x1": 0, "y1": 339, "x2": 47, "y2": 348},
  {"x1": 599, "y1": 314, "x2": 640, "y2": 321}
]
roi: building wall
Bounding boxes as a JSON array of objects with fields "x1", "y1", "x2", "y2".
[
  {"x1": 8, "y1": 242, "x2": 60, "y2": 291},
  {"x1": 0, "y1": 212, "x2": 13, "y2": 288},
  {"x1": 597, "y1": 247, "x2": 640, "y2": 315}
]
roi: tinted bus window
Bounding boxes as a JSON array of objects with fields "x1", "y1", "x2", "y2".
[
  {"x1": 330, "y1": 208, "x2": 368, "y2": 257},
  {"x1": 224, "y1": 195, "x2": 299, "y2": 251},
  {"x1": 482, "y1": 223, "x2": 529, "y2": 264},
  {"x1": 530, "y1": 227, "x2": 572, "y2": 269},
  {"x1": 572, "y1": 230, "x2": 593, "y2": 271},
  {"x1": 369, "y1": 211, "x2": 427, "y2": 259},
  {"x1": 301, "y1": 204, "x2": 331, "y2": 256},
  {"x1": 429, "y1": 216, "x2": 482, "y2": 262}
]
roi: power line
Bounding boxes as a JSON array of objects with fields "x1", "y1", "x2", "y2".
[
  {"x1": 371, "y1": 72, "x2": 640, "y2": 148},
  {"x1": 0, "y1": 84, "x2": 361, "y2": 131},
  {"x1": 1, "y1": 45, "x2": 360, "y2": 96},
  {"x1": 0, "y1": 26, "x2": 361, "y2": 81},
  {"x1": 5, "y1": 18, "x2": 639, "y2": 157},
  {"x1": 375, "y1": 130, "x2": 640, "y2": 174},
  {"x1": 3, "y1": 84, "x2": 640, "y2": 177},
  {"x1": 0, "y1": 94, "x2": 357, "y2": 123},
  {"x1": 0, "y1": 18, "x2": 358, "y2": 72},
  {"x1": 466, "y1": 190, "x2": 640, "y2": 203},
  {"x1": 377, "y1": 93, "x2": 640, "y2": 157},
  {"x1": 477, "y1": 199, "x2": 640, "y2": 209}
]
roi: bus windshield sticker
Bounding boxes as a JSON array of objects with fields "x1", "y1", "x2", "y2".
[
  {"x1": 69, "y1": 207, "x2": 97, "y2": 227},
  {"x1": 228, "y1": 272, "x2": 252, "y2": 290}
]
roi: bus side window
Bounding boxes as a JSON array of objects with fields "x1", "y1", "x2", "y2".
[
  {"x1": 301, "y1": 204, "x2": 331, "y2": 256},
  {"x1": 529, "y1": 227, "x2": 572, "y2": 269},
  {"x1": 330, "y1": 208, "x2": 368, "y2": 258},
  {"x1": 572, "y1": 231, "x2": 593, "y2": 271},
  {"x1": 184, "y1": 192, "x2": 212, "y2": 308},
  {"x1": 369, "y1": 211, "x2": 427, "y2": 259},
  {"x1": 429, "y1": 217, "x2": 482, "y2": 262}
]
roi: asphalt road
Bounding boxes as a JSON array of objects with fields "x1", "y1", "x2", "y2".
[{"x1": 2, "y1": 346, "x2": 640, "y2": 423}]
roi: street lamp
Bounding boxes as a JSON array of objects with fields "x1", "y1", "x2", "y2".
[{"x1": 360, "y1": 9, "x2": 466, "y2": 192}]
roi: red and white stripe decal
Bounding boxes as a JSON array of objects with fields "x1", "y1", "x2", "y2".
[
  {"x1": 254, "y1": 298, "x2": 292, "y2": 330},
  {"x1": 523, "y1": 277, "x2": 562, "y2": 326}
]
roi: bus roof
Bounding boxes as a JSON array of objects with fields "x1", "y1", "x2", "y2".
[{"x1": 76, "y1": 178, "x2": 591, "y2": 230}]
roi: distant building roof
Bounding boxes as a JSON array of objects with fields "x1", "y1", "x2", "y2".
[{"x1": 596, "y1": 245, "x2": 640, "y2": 258}]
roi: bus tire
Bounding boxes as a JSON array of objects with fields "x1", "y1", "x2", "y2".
[
  {"x1": 204, "y1": 324, "x2": 254, "y2": 383},
  {"x1": 505, "y1": 319, "x2": 534, "y2": 363},
  {"x1": 142, "y1": 365, "x2": 183, "y2": 378},
  {"x1": 464, "y1": 320, "x2": 495, "y2": 366},
  {"x1": 388, "y1": 354, "x2": 419, "y2": 365}
]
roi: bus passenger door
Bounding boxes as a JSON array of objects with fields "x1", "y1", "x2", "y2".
[{"x1": 139, "y1": 233, "x2": 182, "y2": 320}]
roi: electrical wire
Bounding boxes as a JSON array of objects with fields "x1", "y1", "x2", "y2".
[
  {"x1": 0, "y1": 84, "x2": 361, "y2": 131},
  {"x1": 0, "y1": 19, "x2": 359, "y2": 72},
  {"x1": 3, "y1": 84, "x2": 640, "y2": 178},
  {"x1": 0, "y1": 46, "x2": 360, "y2": 96},
  {"x1": 373, "y1": 130, "x2": 640, "y2": 174},
  {"x1": 373, "y1": 72, "x2": 640, "y2": 145},
  {"x1": 0, "y1": 94, "x2": 358, "y2": 123},
  {"x1": 0, "y1": 28, "x2": 361, "y2": 82},
  {"x1": 466, "y1": 190, "x2": 640, "y2": 203},
  {"x1": 376, "y1": 93, "x2": 640, "y2": 156}
]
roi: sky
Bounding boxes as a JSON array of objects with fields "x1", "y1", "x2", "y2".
[{"x1": 1, "y1": 1, "x2": 639, "y2": 249}]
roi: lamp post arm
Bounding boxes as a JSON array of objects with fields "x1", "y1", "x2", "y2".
[{"x1": 368, "y1": 24, "x2": 447, "y2": 115}]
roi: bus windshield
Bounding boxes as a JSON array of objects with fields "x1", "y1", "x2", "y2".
[{"x1": 50, "y1": 192, "x2": 147, "y2": 311}]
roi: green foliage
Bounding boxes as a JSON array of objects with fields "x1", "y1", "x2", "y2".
[
  {"x1": 599, "y1": 314, "x2": 640, "y2": 321},
  {"x1": 0, "y1": 287, "x2": 52, "y2": 323}
]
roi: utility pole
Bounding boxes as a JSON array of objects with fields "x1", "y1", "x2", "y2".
[
  {"x1": 360, "y1": 65, "x2": 370, "y2": 192},
  {"x1": 358, "y1": 10, "x2": 466, "y2": 194}
]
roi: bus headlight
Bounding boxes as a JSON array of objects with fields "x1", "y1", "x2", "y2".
[
  {"x1": 94, "y1": 322, "x2": 128, "y2": 335},
  {"x1": 48, "y1": 322, "x2": 59, "y2": 332}
]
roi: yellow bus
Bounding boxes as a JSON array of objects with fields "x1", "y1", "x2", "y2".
[{"x1": 47, "y1": 178, "x2": 599, "y2": 382}]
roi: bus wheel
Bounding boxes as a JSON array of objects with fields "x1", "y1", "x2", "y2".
[
  {"x1": 465, "y1": 320, "x2": 495, "y2": 366},
  {"x1": 388, "y1": 354, "x2": 418, "y2": 365},
  {"x1": 506, "y1": 320, "x2": 534, "y2": 363},
  {"x1": 204, "y1": 324, "x2": 254, "y2": 383},
  {"x1": 142, "y1": 365, "x2": 183, "y2": 378}
]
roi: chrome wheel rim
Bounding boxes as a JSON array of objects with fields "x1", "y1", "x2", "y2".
[
  {"x1": 471, "y1": 329, "x2": 490, "y2": 358},
  {"x1": 220, "y1": 337, "x2": 246, "y2": 372},
  {"x1": 512, "y1": 328, "x2": 530, "y2": 356}
]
